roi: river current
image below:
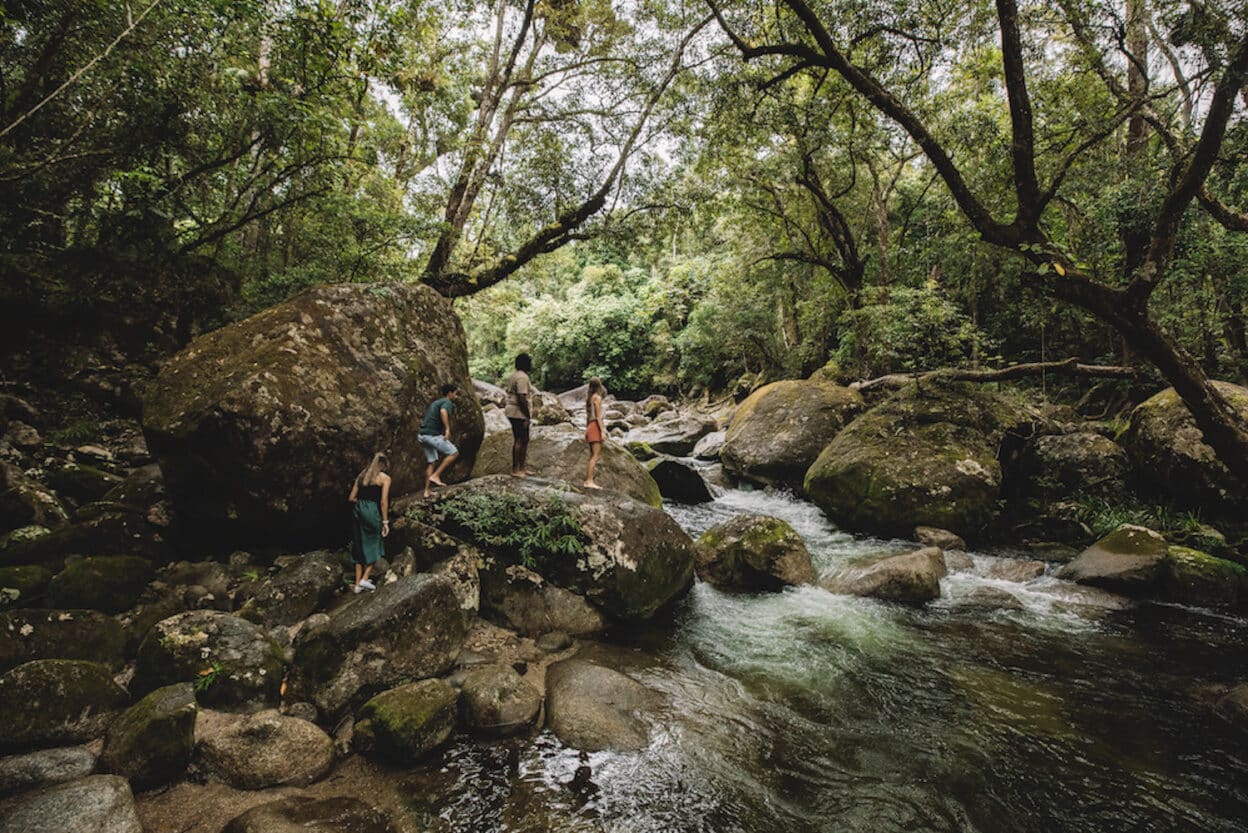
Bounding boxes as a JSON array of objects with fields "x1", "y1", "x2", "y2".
[{"x1": 403, "y1": 485, "x2": 1248, "y2": 832}]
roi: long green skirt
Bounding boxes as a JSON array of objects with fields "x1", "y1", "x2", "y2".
[{"x1": 351, "y1": 499, "x2": 383, "y2": 565}]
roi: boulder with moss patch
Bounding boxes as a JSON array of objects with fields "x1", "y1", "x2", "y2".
[
  {"x1": 99, "y1": 683, "x2": 197, "y2": 789},
  {"x1": 0, "y1": 660, "x2": 128, "y2": 751},
  {"x1": 0, "y1": 565, "x2": 52, "y2": 609},
  {"x1": 624, "y1": 412, "x2": 718, "y2": 457},
  {"x1": 356, "y1": 679, "x2": 458, "y2": 763},
  {"x1": 820, "y1": 547, "x2": 947, "y2": 604},
  {"x1": 696, "y1": 515, "x2": 816, "y2": 591},
  {"x1": 142, "y1": 282, "x2": 483, "y2": 548},
  {"x1": 1160, "y1": 546, "x2": 1248, "y2": 608},
  {"x1": 804, "y1": 383, "x2": 1030, "y2": 539},
  {"x1": 471, "y1": 425, "x2": 660, "y2": 506},
  {"x1": 1120, "y1": 382, "x2": 1248, "y2": 514},
  {"x1": 237, "y1": 550, "x2": 342, "y2": 627},
  {"x1": 133, "y1": 610, "x2": 284, "y2": 711},
  {"x1": 1019, "y1": 432, "x2": 1129, "y2": 499},
  {"x1": 723, "y1": 380, "x2": 864, "y2": 490},
  {"x1": 409, "y1": 475, "x2": 695, "y2": 622},
  {"x1": 288, "y1": 574, "x2": 465, "y2": 716},
  {"x1": 1057, "y1": 524, "x2": 1170, "y2": 594},
  {"x1": 0, "y1": 609, "x2": 126, "y2": 673},
  {"x1": 47, "y1": 556, "x2": 152, "y2": 614}
]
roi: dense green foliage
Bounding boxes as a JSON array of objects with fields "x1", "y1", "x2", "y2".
[{"x1": 414, "y1": 489, "x2": 586, "y2": 572}]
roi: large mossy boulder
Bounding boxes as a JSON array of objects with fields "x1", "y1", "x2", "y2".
[
  {"x1": 544, "y1": 659, "x2": 662, "y2": 753},
  {"x1": 289, "y1": 574, "x2": 465, "y2": 716},
  {"x1": 803, "y1": 383, "x2": 1030, "y2": 538},
  {"x1": 196, "y1": 709, "x2": 334, "y2": 789},
  {"x1": 0, "y1": 774, "x2": 142, "y2": 833},
  {"x1": 0, "y1": 565, "x2": 52, "y2": 609},
  {"x1": 820, "y1": 547, "x2": 948, "y2": 604},
  {"x1": 236, "y1": 550, "x2": 342, "y2": 627},
  {"x1": 0, "y1": 660, "x2": 128, "y2": 751},
  {"x1": 47, "y1": 556, "x2": 152, "y2": 614},
  {"x1": 0, "y1": 609, "x2": 126, "y2": 673},
  {"x1": 356, "y1": 679, "x2": 458, "y2": 763},
  {"x1": 1161, "y1": 546, "x2": 1248, "y2": 608},
  {"x1": 722, "y1": 380, "x2": 864, "y2": 490},
  {"x1": 624, "y1": 412, "x2": 718, "y2": 457},
  {"x1": 1121, "y1": 382, "x2": 1248, "y2": 513},
  {"x1": 471, "y1": 425, "x2": 661, "y2": 507},
  {"x1": 141, "y1": 282, "x2": 484, "y2": 547},
  {"x1": 695, "y1": 514, "x2": 817, "y2": 591},
  {"x1": 409, "y1": 475, "x2": 695, "y2": 622},
  {"x1": 1019, "y1": 432, "x2": 1129, "y2": 499},
  {"x1": 1056, "y1": 525, "x2": 1170, "y2": 594},
  {"x1": 133, "y1": 611, "x2": 284, "y2": 710},
  {"x1": 99, "y1": 683, "x2": 197, "y2": 789}
]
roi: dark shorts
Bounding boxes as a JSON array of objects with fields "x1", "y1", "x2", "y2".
[{"x1": 509, "y1": 417, "x2": 530, "y2": 442}]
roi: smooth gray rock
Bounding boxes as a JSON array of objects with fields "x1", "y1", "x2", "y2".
[
  {"x1": 0, "y1": 746, "x2": 96, "y2": 798},
  {"x1": 196, "y1": 709, "x2": 334, "y2": 789},
  {"x1": 222, "y1": 796, "x2": 396, "y2": 833},
  {"x1": 0, "y1": 775, "x2": 141, "y2": 833},
  {"x1": 820, "y1": 547, "x2": 948, "y2": 604},
  {"x1": 545, "y1": 659, "x2": 662, "y2": 753},
  {"x1": 460, "y1": 664, "x2": 542, "y2": 737}
]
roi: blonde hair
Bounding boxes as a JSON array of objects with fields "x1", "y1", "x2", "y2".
[{"x1": 356, "y1": 452, "x2": 388, "y2": 487}]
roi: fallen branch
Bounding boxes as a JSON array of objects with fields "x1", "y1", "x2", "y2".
[{"x1": 850, "y1": 357, "x2": 1136, "y2": 393}]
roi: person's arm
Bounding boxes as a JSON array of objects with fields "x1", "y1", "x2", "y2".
[
  {"x1": 380, "y1": 475, "x2": 391, "y2": 537},
  {"x1": 518, "y1": 376, "x2": 531, "y2": 419},
  {"x1": 440, "y1": 403, "x2": 452, "y2": 439},
  {"x1": 348, "y1": 479, "x2": 359, "y2": 503}
]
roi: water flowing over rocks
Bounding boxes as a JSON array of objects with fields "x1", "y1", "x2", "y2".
[
  {"x1": 1121, "y1": 382, "x2": 1248, "y2": 514},
  {"x1": 99, "y1": 683, "x2": 197, "y2": 790},
  {"x1": 804, "y1": 383, "x2": 1030, "y2": 539},
  {"x1": 196, "y1": 709, "x2": 334, "y2": 789},
  {"x1": 410, "y1": 475, "x2": 695, "y2": 622},
  {"x1": 0, "y1": 774, "x2": 142, "y2": 833},
  {"x1": 471, "y1": 425, "x2": 661, "y2": 506},
  {"x1": 142, "y1": 282, "x2": 483, "y2": 547},
  {"x1": 820, "y1": 547, "x2": 948, "y2": 604},
  {"x1": 288, "y1": 574, "x2": 465, "y2": 716},
  {"x1": 722, "y1": 380, "x2": 864, "y2": 490},
  {"x1": 695, "y1": 514, "x2": 817, "y2": 591},
  {"x1": 133, "y1": 610, "x2": 284, "y2": 711},
  {"x1": 545, "y1": 659, "x2": 663, "y2": 752}
]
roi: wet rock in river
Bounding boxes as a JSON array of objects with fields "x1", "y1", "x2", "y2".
[
  {"x1": 981, "y1": 559, "x2": 1046, "y2": 583},
  {"x1": 356, "y1": 679, "x2": 458, "y2": 764},
  {"x1": 646, "y1": 457, "x2": 714, "y2": 504},
  {"x1": 1057, "y1": 525, "x2": 1169, "y2": 594},
  {"x1": 821, "y1": 547, "x2": 948, "y2": 604},
  {"x1": 545, "y1": 659, "x2": 662, "y2": 753},
  {"x1": 625, "y1": 412, "x2": 717, "y2": 457},
  {"x1": 460, "y1": 663, "x2": 543, "y2": 738},
  {"x1": 915, "y1": 526, "x2": 966, "y2": 551},
  {"x1": 695, "y1": 514, "x2": 817, "y2": 591}
]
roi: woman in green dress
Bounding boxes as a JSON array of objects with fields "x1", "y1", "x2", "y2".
[{"x1": 348, "y1": 452, "x2": 391, "y2": 594}]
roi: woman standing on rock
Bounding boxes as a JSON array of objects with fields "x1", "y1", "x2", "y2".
[
  {"x1": 584, "y1": 378, "x2": 606, "y2": 490},
  {"x1": 348, "y1": 452, "x2": 390, "y2": 594}
]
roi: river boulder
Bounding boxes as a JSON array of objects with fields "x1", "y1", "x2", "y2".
[
  {"x1": 1120, "y1": 382, "x2": 1248, "y2": 513},
  {"x1": 0, "y1": 609, "x2": 126, "y2": 673},
  {"x1": 691, "y1": 430, "x2": 726, "y2": 461},
  {"x1": 459, "y1": 664, "x2": 543, "y2": 738},
  {"x1": 1159, "y1": 546, "x2": 1248, "y2": 608},
  {"x1": 196, "y1": 709, "x2": 334, "y2": 789},
  {"x1": 471, "y1": 425, "x2": 661, "y2": 506},
  {"x1": 722, "y1": 380, "x2": 864, "y2": 490},
  {"x1": 236, "y1": 550, "x2": 342, "y2": 627},
  {"x1": 804, "y1": 383, "x2": 1029, "y2": 539},
  {"x1": 288, "y1": 574, "x2": 465, "y2": 716},
  {"x1": 99, "y1": 683, "x2": 197, "y2": 790},
  {"x1": 480, "y1": 564, "x2": 607, "y2": 637},
  {"x1": 356, "y1": 679, "x2": 458, "y2": 763},
  {"x1": 820, "y1": 547, "x2": 947, "y2": 604},
  {"x1": 0, "y1": 660, "x2": 128, "y2": 751},
  {"x1": 1019, "y1": 432, "x2": 1129, "y2": 498},
  {"x1": 545, "y1": 659, "x2": 662, "y2": 752},
  {"x1": 141, "y1": 282, "x2": 483, "y2": 547},
  {"x1": 222, "y1": 797, "x2": 396, "y2": 833},
  {"x1": 1057, "y1": 525, "x2": 1169, "y2": 594},
  {"x1": 625, "y1": 412, "x2": 718, "y2": 456},
  {"x1": 133, "y1": 611, "x2": 284, "y2": 711},
  {"x1": 409, "y1": 476, "x2": 695, "y2": 622},
  {"x1": 646, "y1": 458, "x2": 714, "y2": 504},
  {"x1": 0, "y1": 775, "x2": 141, "y2": 833},
  {"x1": 695, "y1": 515, "x2": 817, "y2": 591}
]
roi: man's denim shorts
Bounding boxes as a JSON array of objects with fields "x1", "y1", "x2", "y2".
[{"x1": 418, "y1": 434, "x2": 457, "y2": 463}]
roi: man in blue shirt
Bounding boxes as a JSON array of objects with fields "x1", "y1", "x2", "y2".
[{"x1": 418, "y1": 383, "x2": 460, "y2": 497}]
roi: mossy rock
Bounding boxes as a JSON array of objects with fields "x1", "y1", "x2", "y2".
[
  {"x1": 99, "y1": 683, "x2": 197, "y2": 789},
  {"x1": 1161, "y1": 546, "x2": 1248, "y2": 608},
  {"x1": 1056, "y1": 524, "x2": 1170, "y2": 595},
  {"x1": 625, "y1": 441, "x2": 658, "y2": 462},
  {"x1": 804, "y1": 383, "x2": 1029, "y2": 538},
  {"x1": 0, "y1": 659, "x2": 129, "y2": 751},
  {"x1": 47, "y1": 556, "x2": 152, "y2": 614},
  {"x1": 357, "y1": 679, "x2": 458, "y2": 763},
  {"x1": 695, "y1": 514, "x2": 816, "y2": 591},
  {"x1": 1121, "y1": 382, "x2": 1248, "y2": 515},
  {"x1": 722, "y1": 380, "x2": 864, "y2": 490},
  {"x1": 0, "y1": 565, "x2": 52, "y2": 609},
  {"x1": 0, "y1": 526, "x2": 50, "y2": 558},
  {"x1": 0, "y1": 609, "x2": 126, "y2": 673},
  {"x1": 134, "y1": 610, "x2": 284, "y2": 711},
  {"x1": 0, "y1": 511, "x2": 166, "y2": 570},
  {"x1": 46, "y1": 464, "x2": 124, "y2": 507}
]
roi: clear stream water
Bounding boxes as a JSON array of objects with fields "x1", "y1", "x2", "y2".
[{"x1": 403, "y1": 486, "x2": 1248, "y2": 833}]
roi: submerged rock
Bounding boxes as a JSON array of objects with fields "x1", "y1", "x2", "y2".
[
  {"x1": 0, "y1": 774, "x2": 141, "y2": 833},
  {"x1": 356, "y1": 679, "x2": 458, "y2": 763},
  {"x1": 99, "y1": 683, "x2": 197, "y2": 790},
  {"x1": 1120, "y1": 382, "x2": 1248, "y2": 514},
  {"x1": 981, "y1": 559, "x2": 1046, "y2": 583},
  {"x1": 545, "y1": 659, "x2": 662, "y2": 753},
  {"x1": 820, "y1": 547, "x2": 947, "y2": 604},
  {"x1": 695, "y1": 514, "x2": 817, "y2": 591},
  {"x1": 0, "y1": 660, "x2": 128, "y2": 751},
  {"x1": 722, "y1": 380, "x2": 864, "y2": 490},
  {"x1": 222, "y1": 796, "x2": 397, "y2": 833},
  {"x1": 471, "y1": 425, "x2": 661, "y2": 506},
  {"x1": 142, "y1": 282, "x2": 483, "y2": 547},
  {"x1": 958, "y1": 586, "x2": 1024, "y2": 611},
  {"x1": 196, "y1": 709, "x2": 334, "y2": 789},
  {"x1": 804, "y1": 383, "x2": 1029, "y2": 539}
]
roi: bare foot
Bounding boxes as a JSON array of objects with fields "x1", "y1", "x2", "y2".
[
  {"x1": 510, "y1": 471, "x2": 528, "y2": 478},
  {"x1": 583, "y1": 482, "x2": 602, "y2": 490},
  {"x1": 429, "y1": 477, "x2": 446, "y2": 488},
  {"x1": 423, "y1": 490, "x2": 432, "y2": 498}
]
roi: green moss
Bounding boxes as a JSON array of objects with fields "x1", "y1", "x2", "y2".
[
  {"x1": 358, "y1": 679, "x2": 456, "y2": 762},
  {"x1": 1166, "y1": 546, "x2": 1246, "y2": 579},
  {"x1": 1093, "y1": 525, "x2": 1169, "y2": 558},
  {"x1": 0, "y1": 565, "x2": 53, "y2": 607},
  {"x1": 48, "y1": 555, "x2": 152, "y2": 613},
  {"x1": 626, "y1": 441, "x2": 657, "y2": 461}
]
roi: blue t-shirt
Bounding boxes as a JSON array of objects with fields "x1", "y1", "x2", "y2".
[{"x1": 421, "y1": 397, "x2": 453, "y2": 435}]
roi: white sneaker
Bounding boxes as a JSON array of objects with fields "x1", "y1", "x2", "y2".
[
  {"x1": 353, "y1": 584, "x2": 363, "y2": 594},
  {"x1": 360, "y1": 579, "x2": 376, "y2": 591}
]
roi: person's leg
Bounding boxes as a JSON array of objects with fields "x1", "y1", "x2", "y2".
[
  {"x1": 424, "y1": 461, "x2": 435, "y2": 497},
  {"x1": 354, "y1": 562, "x2": 362, "y2": 591},
  {"x1": 511, "y1": 437, "x2": 522, "y2": 475},
  {"x1": 360, "y1": 564, "x2": 374, "y2": 589},
  {"x1": 585, "y1": 442, "x2": 602, "y2": 487},
  {"x1": 430, "y1": 451, "x2": 459, "y2": 484}
]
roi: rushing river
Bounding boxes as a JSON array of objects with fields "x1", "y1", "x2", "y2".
[{"x1": 404, "y1": 485, "x2": 1248, "y2": 833}]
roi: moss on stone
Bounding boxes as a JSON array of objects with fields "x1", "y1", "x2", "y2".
[
  {"x1": 0, "y1": 659, "x2": 129, "y2": 750},
  {"x1": 358, "y1": 679, "x2": 457, "y2": 763},
  {"x1": 0, "y1": 565, "x2": 53, "y2": 607},
  {"x1": 100, "y1": 682, "x2": 197, "y2": 789},
  {"x1": 47, "y1": 556, "x2": 152, "y2": 614}
]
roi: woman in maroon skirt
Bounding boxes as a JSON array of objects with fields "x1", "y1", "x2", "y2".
[{"x1": 583, "y1": 377, "x2": 606, "y2": 489}]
